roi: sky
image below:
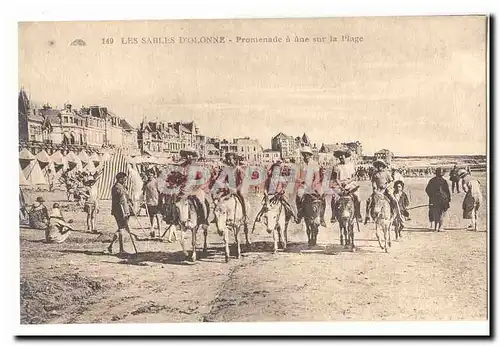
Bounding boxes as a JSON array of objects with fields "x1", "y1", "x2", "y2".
[{"x1": 18, "y1": 16, "x2": 487, "y2": 156}]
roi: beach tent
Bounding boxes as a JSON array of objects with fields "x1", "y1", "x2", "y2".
[
  {"x1": 19, "y1": 165, "x2": 29, "y2": 186},
  {"x1": 19, "y1": 148, "x2": 46, "y2": 186},
  {"x1": 19, "y1": 148, "x2": 35, "y2": 161},
  {"x1": 36, "y1": 149, "x2": 56, "y2": 184},
  {"x1": 78, "y1": 150, "x2": 90, "y2": 166},
  {"x1": 50, "y1": 151, "x2": 67, "y2": 166},
  {"x1": 65, "y1": 151, "x2": 83, "y2": 171},
  {"x1": 95, "y1": 149, "x2": 142, "y2": 200},
  {"x1": 22, "y1": 158, "x2": 48, "y2": 186},
  {"x1": 89, "y1": 152, "x2": 101, "y2": 166}
]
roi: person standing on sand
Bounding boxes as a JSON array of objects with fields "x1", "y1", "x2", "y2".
[
  {"x1": 106, "y1": 172, "x2": 133, "y2": 254},
  {"x1": 143, "y1": 169, "x2": 162, "y2": 238},
  {"x1": 449, "y1": 164, "x2": 460, "y2": 193},
  {"x1": 83, "y1": 177, "x2": 99, "y2": 233},
  {"x1": 458, "y1": 169, "x2": 483, "y2": 230},
  {"x1": 425, "y1": 168, "x2": 451, "y2": 231}
]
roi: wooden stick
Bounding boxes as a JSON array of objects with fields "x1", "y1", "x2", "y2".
[{"x1": 406, "y1": 204, "x2": 430, "y2": 211}]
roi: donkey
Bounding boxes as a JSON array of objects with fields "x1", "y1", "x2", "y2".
[
  {"x1": 333, "y1": 196, "x2": 356, "y2": 251},
  {"x1": 368, "y1": 191, "x2": 394, "y2": 253},
  {"x1": 258, "y1": 192, "x2": 293, "y2": 253},
  {"x1": 212, "y1": 194, "x2": 250, "y2": 262},
  {"x1": 301, "y1": 193, "x2": 324, "y2": 247},
  {"x1": 160, "y1": 194, "x2": 209, "y2": 262}
]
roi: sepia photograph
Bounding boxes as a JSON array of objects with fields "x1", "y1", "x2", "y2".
[{"x1": 16, "y1": 13, "x2": 489, "y2": 335}]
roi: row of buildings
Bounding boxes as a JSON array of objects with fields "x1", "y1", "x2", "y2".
[{"x1": 19, "y1": 89, "x2": 393, "y2": 164}]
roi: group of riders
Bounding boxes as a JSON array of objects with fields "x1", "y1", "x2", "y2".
[{"x1": 133, "y1": 145, "x2": 408, "y2": 239}]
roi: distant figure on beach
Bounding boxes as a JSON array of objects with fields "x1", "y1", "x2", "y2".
[
  {"x1": 459, "y1": 169, "x2": 482, "y2": 231},
  {"x1": 83, "y1": 176, "x2": 99, "y2": 233},
  {"x1": 425, "y1": 168, "x2": 451, "y2": 232},
  {"x1": 449, "y1": 164, "x2": 461, "y2": 193}
]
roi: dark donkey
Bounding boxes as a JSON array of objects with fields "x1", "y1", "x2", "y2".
[
  {"x1": 301, "y1": 193, "x2": 324, "y2": 246},
  {"x1": 333, "y1": 195, "x2": 356, "y2": 251}
]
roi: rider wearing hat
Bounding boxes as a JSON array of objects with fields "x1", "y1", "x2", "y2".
[
  {"x1": 295, "y1": 146, "x2": 326, "y2": 226},
  {"x1": 366, "y1": 158, "x2": 405, "y2": 227},
  {"x1": 330, "y1": 147, "x2": 362, "y2": 223}
]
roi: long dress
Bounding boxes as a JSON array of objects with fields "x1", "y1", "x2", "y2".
[{"x1": 425, "y1": 176, "x2": 451, "y2": 222}]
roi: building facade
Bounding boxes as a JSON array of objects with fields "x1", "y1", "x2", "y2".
[
  {"x1": 262, "y1": 149, "x2": 281, "y2": 164},
  {"x1": 271, "y1": 132, "x2": 299, "y2": 160},
  {"x1": 137, "y1": 120, "x2": 200, "y2": 158},
  {"x1": 18, "y1": 89, "x2": 138, "y2": 155}
]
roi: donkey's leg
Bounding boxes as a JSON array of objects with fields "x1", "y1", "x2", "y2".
[
  {"x1": 375, "y1": 222, "x2": 383, "y2": 249},
  {"x1": 388, "y1": 221, "x2": 392, "y2": 248},
  {"x1": 235, "y1": 225, "x2": 241, "y2": 259},
  {"x1": 179, "y1": 224, "x2": 188, "y2": 257},
  {"x1": 223, "y1": 227, "x2": 230, "y2": 263},
  {"x1": 349, "y1": 222, "x2": 355, "y2": 251},
  {"x1": 472, "y1": 208, "x2": 477, "y2": 231},
  {"x1": 383, "y1": 223, "x2": 388, "y2": 253},
  {"x1": 272, "y1": 225, "x2": 278, "y2": 254},
  {"x1": 277, "y1": 224, "x2": 284, "y2": 250},
  {"x1": 339, "y1": 223, "x2": 344, "y2": 246},
  {"x1": 203, "y1": 225, "x2": 208, "y2": 254},
  {"x1": 306, "y1": 222, "x2": 312, "y2": 246},
  {"x1": 191, "y1": 226, "x2": 198, "y2": 262},
  {"x1": 244, "y1": 220, "x2": 251, "y2": 246},
  {"x1": 283, "y1": 218, "x2": 289, "y2": 250}
]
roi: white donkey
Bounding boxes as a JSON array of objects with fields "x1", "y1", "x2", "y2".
[
  {"x1": 175, "y1": 197, "x2": 209, "y2": 262},
  {"x1": 256, "y1": 192, "x2": 293, "y2": 253},
  {"x1": 212, "y1": 193, "x2": 250, "y2": 262}
]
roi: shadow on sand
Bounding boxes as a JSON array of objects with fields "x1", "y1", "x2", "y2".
[{"x1": 58, "y1": 248, "x2": 231, "y2": 266}]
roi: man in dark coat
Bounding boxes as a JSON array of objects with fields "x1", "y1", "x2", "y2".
[{"x1": 425, "y1": 167, "x2": 451, "y2": 229}]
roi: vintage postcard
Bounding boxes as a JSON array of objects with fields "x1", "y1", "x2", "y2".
[{"x1": 17, "y1": 15, "x2": 489, "y2": 335}]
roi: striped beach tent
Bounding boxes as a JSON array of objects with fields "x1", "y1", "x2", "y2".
[
  {"x1": 95, "y1": 149, "x2": 137, "y2": 200},
  {"x1": 19, "y1": 165, "x2": 29, "y2": 186}
]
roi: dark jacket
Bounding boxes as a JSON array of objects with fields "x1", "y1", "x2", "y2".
[{"x1": 425, "y1": 176, "x2": 451, "y2": 209}]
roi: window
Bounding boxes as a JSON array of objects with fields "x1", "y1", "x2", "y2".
[{"x1": 63, "y1": 116, "x2": 68, "y2": 123}]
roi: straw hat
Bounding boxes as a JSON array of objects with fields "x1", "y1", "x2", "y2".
[
  {"x1": 373, "y1": 159, "x2": 388, "y2": 168},
  {"x1": 333, "y1": 147, "x2": 352, "y2": 158},
  {"x1": 457, "y1": 168, "x2": 468, "y2": 178},
  {"x1": 179, "y1": 147, "x2": 199, "y2": 158},
  {"x1": 300, "y1": 146, "x2": 313, "y2": 156}
]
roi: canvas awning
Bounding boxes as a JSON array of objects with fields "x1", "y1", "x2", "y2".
[
  {"x1": 36, "y1": 149, "x2": 51, "y2": 164},
  {"x1": 65, "y1": 151, "x2": 81, "y2": 164},
  {"x1": 89, "y1": 152, "x2": 101, "y2": 164},
  {"x1": 19, "y1": 148, "x2": 35, "y2": 161},
  {"x1": 78, "y1": 150, "x2": 90, "y2": 163},
  {"x1": 50, "y1": 151, "x2": 67, "y2": 166}
]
